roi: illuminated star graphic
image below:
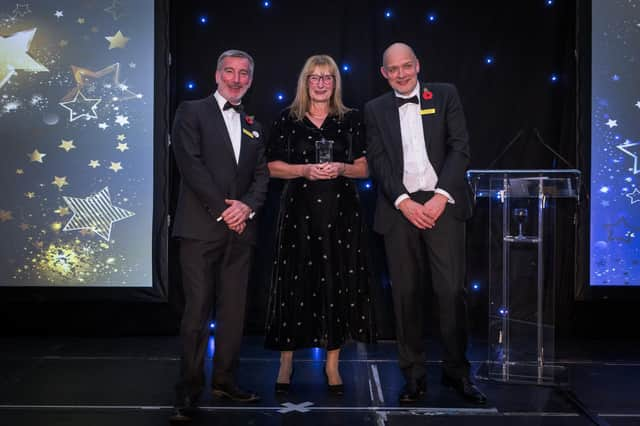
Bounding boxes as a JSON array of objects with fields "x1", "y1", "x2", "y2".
[
  {"x1": 54, "y1": 10, "x2": 63, "y2": 18},
  {"x1": 128, "y1": 62, "x2": 136, "y2": 68},
  {"x1": 116, "y1": 142, "x2": 129, "y2": 152},
  {"x1": 62, "y1": 63, "x2": 141, "y2": 102},
  {"x1": 98, "y1": 122, "x2": 108, "y2": 129},
  {"x1": 54, "y1": 206, "x2": 70, "y2": 216},
  {"x1": 117, "y1": 134, "x2": 126, "y2": 141},
  {"x1": 606, "y1": 119, "x2": 618, "y2": 128},
  {"x1": 105, "y1": 30, "x2": 129, "y2": 50},
  {"x1": 0, "y1": 209, "x2": 13, "y2": 222},
  {"x1": 626, "y1": 188, "x2": 640, "y2": 204},
  {"x1": 0, "y1": 28, "x2": 49, "y2": 89},
  {"x1": 88, "y1": 160, "x2": 100, "y2": 168},
  {"x1": 25, "y1": 192, "x2": 35, "y2": 199},
  {"x1": 18, "y1": 223, "x2": 30, "y2": 231},
  {"x1": 104, "y1": 0, "x2": 125, "y2": 20},
  {"x1": 109, "y1": 161, "x2": 123, "y2": 172},
  {"x1": 28, "y1": 149, "x2": 45, "y2": 163},
  {"x1": 16, "y1": 169, "x2": 23, "y2": 174},
  {"x1": 52, "y1": 176, "x2": 69, "y2": 190},
  {"x1": 77, "y1": 17, "x2": 85, "y2": 24},
  {"x1": 58, "y1": 139, "x2": 76, "y2": 152},
  {"x1": 59, "y1": 40, "x2": 68, "y2": 47},
  {"x1": 115, "y1": 114, "x2": 129, "y2": 126},
  {"x1": 617, "y1": 142, "x2": 640, "y2": 175},
  {"x1": 636, "y1": 101, "x2": 640, "y2": 109},
  {"x1": 59, "y1": 91, "x2": 101, "y2": 122},
  {"x1": 62, "y1": 187, "x2": 135, "y2": 241}
]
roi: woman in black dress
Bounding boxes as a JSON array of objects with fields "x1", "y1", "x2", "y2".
[{"x1": 264, "y1": 55, "x2": 375, "y2": 394}]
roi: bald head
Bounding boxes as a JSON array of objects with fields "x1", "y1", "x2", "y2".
[
  {"x1": 382, "y1": 42, "x2": 417, "y2": 67},
  {"x1": 380, "y1": 42, "x2": 420, "y2": 95}
]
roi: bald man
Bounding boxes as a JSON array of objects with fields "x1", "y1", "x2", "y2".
[{"x1": 364, "y1": 42, "x2": 486, "y2": 404}]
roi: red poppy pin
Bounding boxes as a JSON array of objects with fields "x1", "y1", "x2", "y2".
[
  {"x1": 245, "y1": 115, "x2": 255, "y2": 125},
  {"x1": 422, "y1": 88, "x2": 433, "y2": 100}
]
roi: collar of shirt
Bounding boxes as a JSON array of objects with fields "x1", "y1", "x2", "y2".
[
  {"x1": 213, "y1": 90, "x2": 241, "y2": 114},
  {"x1": 394, "y1": 83, "x2": 420, "y2": 101}
]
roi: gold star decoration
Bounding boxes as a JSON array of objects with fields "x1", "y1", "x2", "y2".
[
  {"x1": 28, "y1": 149, "x2": 46, "y2": 163},
  {"x1": 77, "y1": 17, "x2": 85, "y2": 24},
  {"x1": 88, "y1": 160, "x2": 100, "y2": 168},
  {"x1": 54, "y1": 207, "x2": 70, "y2": 216},
  {"x1": 109, "y1": 162, "x2": 123, "y2": 172},
  {"x1": 25, "y1": 192, "x2": 35, "y2": 199},
  {"x1": 116, "y1": 142, "x2": 129, "y2": 152},
  {"x1": 61, "y1": 63, "x2": 141, "y2": 102},
  {"x1": 105, "y1": 30, "x2": 129, "y2": 50},
  {"x1": 0, "y1": 210, "x2": 13, "y2": 222},
  {"x1": 16, "y1": 169, "x2": 24, "y2": 174},
  {"x1": 52, "y1": 176, "x2": 69, "y2": 190},
  {"x1": 51, "y1": 222, "x2": 63, "y2": 232},
  {"x1": 59, "y1": 139, "x2": 76, "y2": 152},
  {"x1": 0, "y1": 28, "x2": 49, "y2": 89},
  {"x1": 117, "y1": 134, "x2": 126, "y2": 141}
]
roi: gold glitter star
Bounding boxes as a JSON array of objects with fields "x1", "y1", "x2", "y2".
[
  {"x1": 28, "y1": 149, "x2": 46, "y2": 163},
  {"x1": 16, "y1": 169, "x2": 24, "y2": 174},
  {"x1": 25, "y1": 192, "x2": 35, "y2": 199},
  {"x1": 77, "y1": 17, "x2": 85, "y2": 24},
  {"x1": 117, "y1": 134, "x2": 126, "y2": 141},
  {"x1": 88, "y1": 160, "x2": 100, "y2": 168},
  {"x1": 51, "y1": 222, "x2": 62, "y2": 232},
  {"x1": 109, "y1": 162, "x2": 123, "y2": 172},
  {"x1": 52, "y1": 176, "x2": 69, "y2": 190},
  {"x1": 54, "y1": 206, "x2": 70, "y2": 216},
  {"x1": 116, "y1": 142, "x2": 129, "y2": 152},
  {"x1": 58, "y1": 139, "x2": 76, "y2": 152},
  {"x1": 0, "y1": 210, "x2": 13, "y2": 222},
  {"x1": 0, "y1": 28, "x2": 49, "y2": 89},
  {"x1": 105, "y1": 30, "x2": 129, "y2": 50}
]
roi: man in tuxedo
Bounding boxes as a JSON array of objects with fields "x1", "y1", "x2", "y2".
[
  {"x1": 365, "y1": 42, "x2": 486, "y2": 404},
  {"x1": 171, "y1": 49, "x2": 268, "y2": 420}
]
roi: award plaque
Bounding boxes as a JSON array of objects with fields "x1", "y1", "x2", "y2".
[{"x1": 315, "y1": 138, "x2": 334, "y2": 163}]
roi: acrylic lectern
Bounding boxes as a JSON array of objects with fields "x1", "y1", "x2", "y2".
[{"x1": 467, "y1": 169, "x2": 580, "y2": 384}]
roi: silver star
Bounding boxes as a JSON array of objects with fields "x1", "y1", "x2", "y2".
[
  {"x1": 617, "y1": 142, "x2": 640, "y2": 175},
  {"x1": 62, "y1": 187, "x2": 135, "y2": 241},
  {"x1": 626, "y1": 188, "x2": 640, "y2": 204},
  {"x1": 58, "y1": 91, "x2": 101, "y2": 122}
]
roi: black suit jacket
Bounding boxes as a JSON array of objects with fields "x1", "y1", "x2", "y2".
[
  {"x1": 171, "y1": 94, "x2": 269, "y2": 243},
  {"x1": 364, "y1": 82, "x2": 473, "y2": 235}
]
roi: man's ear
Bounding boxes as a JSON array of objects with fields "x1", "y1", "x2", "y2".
[{"x1": 380, "y1": 66, "x2": 388, "y2": 79}]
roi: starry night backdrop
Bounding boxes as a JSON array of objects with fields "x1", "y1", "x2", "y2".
[
  {"x1": 0, "y1": 0, "x2": 155, "y2": 287},
  {"x1": 1, "y1": 0, "x2": 638, "y2": 339},
  {"x1": 590, "y1": 0, "x2": 640, "y2": 286}
]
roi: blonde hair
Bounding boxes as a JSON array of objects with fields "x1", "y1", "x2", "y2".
[{"x1": 289, "y1": 55, "x2": 350, "y2": 121}]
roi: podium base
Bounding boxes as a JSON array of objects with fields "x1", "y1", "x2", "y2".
[{"x1": 475, "y1": 361, "x2": 568, "y2": 385}]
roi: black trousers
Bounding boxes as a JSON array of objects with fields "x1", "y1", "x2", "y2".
[
  {"x1": 175, "y1": 236, "x2": 252, "y2": 400},
  {"x1": 383, "y1": 192, "x2": 470, "y2": 386}
]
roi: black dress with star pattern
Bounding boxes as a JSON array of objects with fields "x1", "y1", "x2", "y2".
[{"x1": 264, "y1": 109, "x2": 376, "y2": 351}]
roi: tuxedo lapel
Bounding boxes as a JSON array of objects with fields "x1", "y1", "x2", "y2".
[
  {"x1": 419, "y1": 83, "x2": 433, "y2": 154},
  {"x1": 237, "y1": 112, "x2": 254, "y2": 170},
  {"x1": 205, "y1": 95, "x2": 237, "y2": 168},
  {"x1": 382, "y1": 93, "x2": 404, "y2": 170}
]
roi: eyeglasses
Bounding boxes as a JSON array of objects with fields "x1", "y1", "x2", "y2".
[{"x1": 308, "y1": 74, "x2": 335, "y2": 84}]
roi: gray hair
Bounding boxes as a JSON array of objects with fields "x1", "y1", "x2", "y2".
[{"x1": 216, "y1": 49, "x2": 255, "y2": 77}]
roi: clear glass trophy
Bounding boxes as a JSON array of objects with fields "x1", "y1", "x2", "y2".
[{"x1": 315, "y1": 138, "x2": 334, "y2": 163}]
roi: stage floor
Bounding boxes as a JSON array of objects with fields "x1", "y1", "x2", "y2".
[{"x1": 0, "y1": 336, "x2": 638, "y2": 426}]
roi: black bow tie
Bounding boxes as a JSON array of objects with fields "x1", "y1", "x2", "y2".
[
  {"x1": 223, "y1": 101, "x2": 243, "y2": 113},
  {"x1": 395, "y1": 95, "x2": 419, "y2": 108}
]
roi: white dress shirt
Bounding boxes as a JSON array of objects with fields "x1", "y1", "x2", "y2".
[
  {"x1": 214, "y1": 90, "x2": 241, "y2": 163},
  {"x1": 393, "y1": 84, "x2": 454, "y2": 208}
]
